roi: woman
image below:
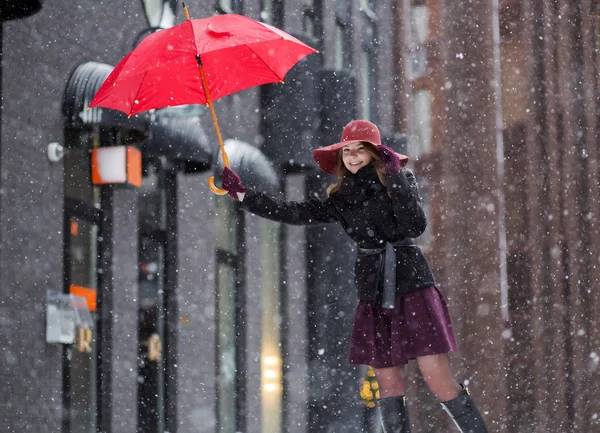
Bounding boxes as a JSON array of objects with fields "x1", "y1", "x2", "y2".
[{"x1": 221, "y1": 120, "x2": 488, "y2": 433}]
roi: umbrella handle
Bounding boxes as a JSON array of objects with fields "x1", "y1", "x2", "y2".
[{"x1": 208, "y1": 176, "x2": 229, "y2": 195}]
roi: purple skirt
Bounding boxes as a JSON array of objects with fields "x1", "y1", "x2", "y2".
[{"x1": 349, "y1": 286, "x2": 458, "y2": 368}]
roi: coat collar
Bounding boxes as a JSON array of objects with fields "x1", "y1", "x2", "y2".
[{"x1": 337, "y1": 164, "x2": 385, "y2": 204}]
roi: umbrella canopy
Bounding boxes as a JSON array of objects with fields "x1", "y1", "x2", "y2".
[
  {"x1": 89, "y1": 9, "x2": 316, "y2": 195},
  {"x1": 89, "y1": 13, "x2": 316, "y2": 117}
]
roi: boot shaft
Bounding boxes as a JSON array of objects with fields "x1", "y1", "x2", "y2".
[
  {"x1": 377, "y1": 395, "x2": 411, "y2": 433},
  {"x1": 440, "y1": 386, "x2": 488, "y2": 433}
]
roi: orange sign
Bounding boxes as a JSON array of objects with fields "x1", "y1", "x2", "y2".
[
  {"x1": 70, "y1": 284, "x2": 97, "y2": 312},
  {"x1": 91, "y1": 145, "x2": 142, "y2": 187}
]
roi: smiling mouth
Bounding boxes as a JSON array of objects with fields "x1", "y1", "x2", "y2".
[{"x1": 349, "y1": 162, "x2": 363, "y2": 166}]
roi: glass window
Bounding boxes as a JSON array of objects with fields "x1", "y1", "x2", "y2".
[
  {"x1": 216, "y1": 0, "x2": 242, "y2": 14},
  {"x1": 64, "y1": 131, "x2": 99, "y2": 206},
  {"x1": 68, "y1": 218, "x2": 99, "y2": 290},
  {"x1": 137, "y1": 162, "x2": 168, "y2": 433},
  {"x1": 214, "y1": 195, "x2": 243, "y2": 433},
  {"x1": 333, "y1": 20, "x2": 345, "y2": 70},
  {"x1": 408, "y1": 5, "x2": 429, "y2": 80},
  {"x1": 141, "y1": 0, "x2": 176, "y2": 28},
  {"x1": 260, "y1": 219, "x2": 282, "y2": 433},
  {"x1": 360, "y1": 11, "x2": 377, "y2": 121},
  {"x1": 138, "y1": 163, "x2": 167, "y2": 230},
  {"x1": 64, "y1": 127, "x2": 101, "y2": 433},
  {"x1": 360, "y1": 50, "x2": 372, "y2": 120},
  {"x1": 302, "y1": 0, "x2": 315, "y2": 36},
  {"x1": 260, "y1": 0, "x2": 273, "y2": 23},
  {"x1": 218, "y1": 0, "x2": 233, "y2": 11},
  {"x1": 67, "y1": 217, "x2": 99, "y2": 433},
  {"x1": 359, "y1": 0, "x2": 375, "y2": 10},
  {"x1": 411, "y1": 5, "x2": 428, "y2": 45},
  {"x1": 216, "y1": 259, "x2": 237, "y2": 433},
  {"x1": 215, "y1": 195, "x2": 238, "y2": 253},
  {"x1": 411, "y1": 89, "x2": 432, "y2": 157}
]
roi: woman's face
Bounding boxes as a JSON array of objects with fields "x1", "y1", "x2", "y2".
[{"x1": 342, "y1": 142, "x2": 373, "y2": 174}]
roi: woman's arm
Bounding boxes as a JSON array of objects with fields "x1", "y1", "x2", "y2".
[
  {"x1": 241, "y1": 189, "x2": 340, "y2": 225},
  {"x1": 221, "y1": 167, "x2": 340, "y2": 225},
  {"x1": 385, "y1": 169, "x2": 427, "y2": 237}
]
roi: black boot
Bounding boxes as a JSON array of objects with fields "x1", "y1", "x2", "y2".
[
  {"x1": 440, "y1": 385, "x2": 488, "y2": 433},
  {"x1": 377, "y1": 395, "x2": 411, "y2": 433}
]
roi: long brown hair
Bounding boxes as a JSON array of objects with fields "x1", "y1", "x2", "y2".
[{"x1": 327, "y1": 142, "x2": 388, "y2": 196}]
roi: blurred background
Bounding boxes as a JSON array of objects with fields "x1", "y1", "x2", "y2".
[{"x1": 1, "y1": 1, "x2": 599, "y2": 432}]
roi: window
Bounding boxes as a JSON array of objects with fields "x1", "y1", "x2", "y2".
[
  {"x1": 408, "y1": 5, "x2": 429, "y2": 80},
  {"x1": 217, "y1": 0, "x2": 233, "y2": 12},
  {"x1": 360, "y1": 49, "x2": 373, "y2": 120},
  {"x1": 360, "y1": 11, "x2": 377, "y2": 121},
  {"x1": 302, "y1": 0, "x2": 316, "y2": 36},
  {"x1": 63, "y1": 129, "x2": 102, "y2": 433},
  {"x1": 260, "y1": 0, "x2": 273, "y2": 23},
  {"x1": 333, "y1": 21, "x2": 345, "y2": 70},
  {"x1": 141, "y1": 0, "x2": 176, "y2": 28},
  {"x1": 333, "y1": 0, "x2": 352, "y2": 70},
  {"x1": 216, "y1": 0, "x2": 243, "y2": 14},
  {"x1": 65, "y1": 216, "x2": 99, "y2": 433},
  {"x1": 333, "y1": 6, "x2": 352, "y2": 71},
  {"x1": 261, "y1": 0, "x2": 283, "y2": 27},
  {"x1": 137, "y1": 159, "x2": 171, "y2": 433},
  {"x1": 411, "y1": 89, "x2": 432, "y2": 157},
  {"x1": 214, "y1": 196, "x2": 246, "y2": 433},
  {"x1": 260, "y1": 219, "x2": 282, "y2": 433},
  {"x1": 216, "y1": 257, "x2": 237, "y2": 433}
]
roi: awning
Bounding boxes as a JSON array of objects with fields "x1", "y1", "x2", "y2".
[
  {"x1": 143, "y1": 117, "x2": 213, "y2": 173},
  {"x1": 63, "y1": 62, "x2": 148, "y2": 131},
  {"x1": 63, "y1": 62, "x2": 212, "y2": 172},
  {"x1": 1, "y1": 0, "x2": 43, "y2": 21},
  {"x1": 214, "y1": 139, "x2": 279, "y2": 196}
]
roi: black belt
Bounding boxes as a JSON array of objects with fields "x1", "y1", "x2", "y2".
[{"x1": 357, "y1": 238, "x2": 416, "y2": 309}]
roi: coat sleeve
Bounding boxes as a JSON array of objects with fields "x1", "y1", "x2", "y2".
[
  {"x1": 384, "y1": 169, "x2": 427, "y2": 237},
  {"x1": 240, "y1": 189, "x2": 341, "y2": 225}
]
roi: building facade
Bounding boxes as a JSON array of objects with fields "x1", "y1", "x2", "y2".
[
  {"x1": 408, "y1": 0, "x2": 600, "y2": 432},
  {"x1": 1, "y1": 1, "x2": 599, "y2": 433}
]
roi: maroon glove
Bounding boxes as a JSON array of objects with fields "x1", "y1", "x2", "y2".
[
  {"x1": 221, "y1": 168, "x2": 246, "y2": 200},
  {"x1": 377, "y1": 145, "x2": 403, "y2": 175}
]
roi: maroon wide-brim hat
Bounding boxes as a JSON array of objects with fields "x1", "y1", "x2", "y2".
[{"x1": 312, "y1": 119, "x2": 409, "y2": 175}]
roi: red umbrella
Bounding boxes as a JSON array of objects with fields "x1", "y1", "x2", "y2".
[{"x1": 89, "y1": 4, "x2": 317, "y2": 194}]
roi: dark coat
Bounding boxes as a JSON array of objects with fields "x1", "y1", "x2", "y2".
[{"x1": 241, "y1": 164, "x2": 436, "y2": 301}]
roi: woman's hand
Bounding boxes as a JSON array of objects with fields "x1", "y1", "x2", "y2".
[
  {"x1": 221, "y1": 168, "x2": 246, "y2": 200},
  {"x1": 377, "y1": 145, "x2": 404, "y2": 175}
]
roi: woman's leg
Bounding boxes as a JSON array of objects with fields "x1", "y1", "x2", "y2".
[
  {"x1": 374, "y1": 366, "x2": 411, "y2": 433},
  {"x1": 417, "y1": 354, "x2": 488, "y2": 433},
  {"x1": 416, "y1": 353, "x2": 461, "y2": 401},
  {"x1": 373, "y1": 366, "x2": 406, "y2": 398}
]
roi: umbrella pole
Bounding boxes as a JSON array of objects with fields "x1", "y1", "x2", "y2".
[
  {"x1": 184, "y1": 2, "x2": 230, "y2": 195},
  {"x1": 199, "y1": 64, "x2": 230, "y2": 170},
  {"x1": 198, "y1": 62, "x2": 231, "y2": 196}
]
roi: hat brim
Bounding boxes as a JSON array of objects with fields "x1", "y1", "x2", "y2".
[{"x1": 312, "y1": 140, "x2": 409, "y2": 175}]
